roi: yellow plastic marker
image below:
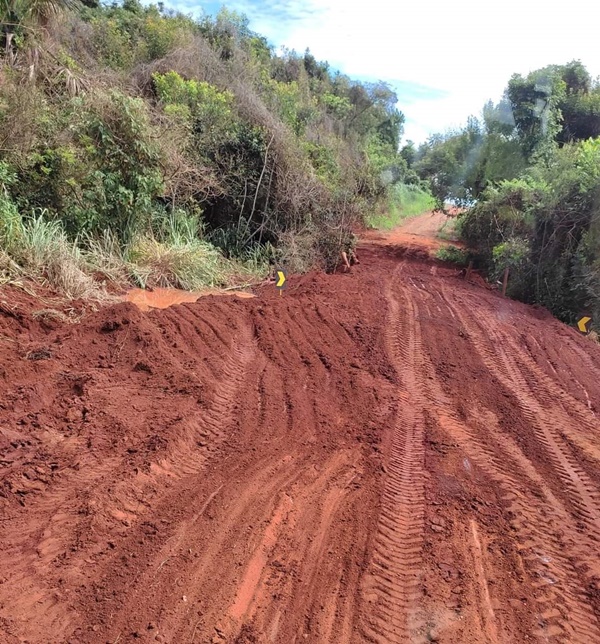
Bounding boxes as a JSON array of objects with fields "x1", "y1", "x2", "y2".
[
  {"x1": 276, "y1": 270, "x2": 286, "y2": 296},
  {"x1": 577, "y1": 316, "x2": 592, "y2": 333}
]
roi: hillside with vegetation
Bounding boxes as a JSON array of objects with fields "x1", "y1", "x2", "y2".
[
  {"x1": 413, "y1": 61, "x2": 600, "y2": 324},
  {"x1": 0, "y1": 0, "x2": 432, "y2": 296}
]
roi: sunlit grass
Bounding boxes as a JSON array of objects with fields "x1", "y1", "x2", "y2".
[
  {"x1": 367, "y1": 184, "x2": 435, "y2": 230},
  {"x1": 1, "y1": 209, "x2": 268, "y2": 298}
]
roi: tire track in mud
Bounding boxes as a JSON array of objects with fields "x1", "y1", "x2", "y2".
[
  {"x1": 432, "y1": 285, "x2": 600, "y2": 641},
  {"x1": 125, "y1": 452, "x2": 309, "y2": 644},
  {"x1": 461, "y1": 294, "x2": 600, "y2": 466},
  {"x1": 360, "y1": 276, "x2": 427, "y2": 643},
  {"x1": 434, "y1": 407, "x2": 600, "y2": 642},
  {"x1": 79, "y1": 295, "x2": 382, "y2": 644},
  {"x1": 219, "y1": 451, "x2": 363, "y2": 643},
  {"x1": 524, "y1": 329, "x2": 599, "y2": 415},
  {"x1": 206, "y1": 299, "x2": 378, "y2": 644},
  {"x1": 398, "y1": 282, "x2": 518, "y2": 642},
  {"x1": 0, "y1": 310, "x2": 256, "y2": 643},
  {"x1": 406, "y1": 279, "x2": 600, "y2": 641},
  {"x1": 503, "y1": 331, "x2": 600, "y2": 465},
  {"x1": 152, "y1": 322, "x2": 255, "y2": 479},
  {"x1": 0, "y1": 444, "x2": 120, "y2": 639},
  {"x1": 469, "y1": 519, "x2": 499, "y2": 644},
  {"x1": 76, "y1": 322, "x2": 259, "y2": 642},
  {"x1": 442, "y1": 288, "x2": 600, "y2": 532}
]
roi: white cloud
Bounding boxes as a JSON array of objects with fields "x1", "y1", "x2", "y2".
[{"x1": 192, "y1": 0, "x2": 600, "y2": 142}]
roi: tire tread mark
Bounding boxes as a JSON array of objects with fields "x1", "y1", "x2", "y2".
[
  {"x1": 360, "y1": 280, "x2": 426, "y2": 643},
  {"x1": 436, "y1": 287, "x2": 600, "y2": 642}
]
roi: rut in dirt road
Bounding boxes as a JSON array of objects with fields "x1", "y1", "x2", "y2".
[
  {"x1": 432, "y1": 286, "x2": 600, "y2": 642},
  {"x1": 360, "y1": 273, "x2": 427, "y2": 643}
]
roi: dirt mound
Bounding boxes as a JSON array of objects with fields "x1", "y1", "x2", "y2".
[{"x1": 2, "y1": 232, "x2": 600, "y2": 642}]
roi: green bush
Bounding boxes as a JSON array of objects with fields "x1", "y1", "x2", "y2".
[
  {"x1": 0, "y1": 162, "x2": 23, "y2": 254},
  {"x1": 89, "y1": 17, "x2": 135, "y2": 69},
  {"x1": 491, "y1": 237, "x2": 531, "y2": 298},
  {"x1": 458, "y1": 138, "x2": 600, "y2": 320},
  {"x1": 0, "y1": 1, "x2": 425, "y2": 295},
  {"x1": 321, "y1": 93, "x2": 351, "y2": 119},
  {"x1": 303, "y1": 141, "x2": 341, "y2": 189},
  {"x1": 69, "y1": 91, "x2": 163, "y2": 238},
  {"x1": 153, "y1": 72, "x2": 236, "y2": 147},
  {"x1": 435, "y1": 245, "x2": 470, "y2": 266}
]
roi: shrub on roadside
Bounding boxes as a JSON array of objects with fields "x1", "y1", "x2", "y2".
[{"x1": 435, "y1": 245, "x2": 470, "y2": 266}]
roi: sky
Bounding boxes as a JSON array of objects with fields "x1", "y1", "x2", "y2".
[{"x1": 167, "y1": 0, "x2": 600, "y2": 144}]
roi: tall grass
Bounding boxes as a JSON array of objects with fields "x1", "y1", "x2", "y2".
[
  {"x1": 1, "y1": 211, "x2": 99, "y2": 298},
  {"x1": 126, "y1": 210, "x2": 268, "y2": 289},
  {"x1": 85, "y1": 229, "x2": 130, "y2": 284},
  {"x1": 1, "y1": 207, "x2": 268, "y2": 297},
  {"x1": 126, "y1": 236, "x2": 230, "y2": 290},
  {"x1": 367, "y1": 183, "x2": 435, "y2": 230}
]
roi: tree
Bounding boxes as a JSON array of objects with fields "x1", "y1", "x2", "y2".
[
  {"x1": 303, "y1": 48, "x2": 328, "y2": 81},
  {"x1": 1, "y1": 0, "x2": 79, "y2": 57},
  {"x1": 506, "y1": 61, "x2": 600, "y2": 154},
  {"x1": 345, "y1": 81, "x2": 404, "y2": 149},
  {"x1": 414, "y1": 118, "x2": 485, "y2": 208},
  {"x1": 507, "y1": 68, "x2": 563, "y2": 159},
  {"x1": 557, "y1": 61, "x2": 600, "y2": 143},
  {"x1": 400, "y1": 140, "x2": 416, "y2": 167},
  {"x1": 482, "y1": 98, "x2": 515, "y2": 137},
  {"x1": 198, "y1": 7, "x2": 252, "y2": 60}
]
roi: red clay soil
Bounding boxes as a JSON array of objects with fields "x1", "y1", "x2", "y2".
[
  {"x1": 364, "y1": 210, "x2": 462, "y2": 256},
  {"x1": 2, "y1": 220, "x2": 600, "y2": 642}
]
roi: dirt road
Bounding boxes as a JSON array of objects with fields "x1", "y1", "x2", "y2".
[
  {"x1": 364, "y1": 210, "x2": 460, "y2": 256},
  {"x1": 1, "y1": 215, "x2": 600, "y2": 643}
]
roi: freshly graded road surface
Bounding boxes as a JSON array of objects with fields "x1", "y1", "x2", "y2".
[{"x1": 1, "y1": 214, "x2": 600, "y2": 643}]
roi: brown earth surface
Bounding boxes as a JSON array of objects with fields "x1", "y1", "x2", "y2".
[
  {"x1": 1, "y1": 213, "x2": 600, "y2": 643},
  {"x1": 363, "y1": 211, "x2": 462, "y2": 256}
]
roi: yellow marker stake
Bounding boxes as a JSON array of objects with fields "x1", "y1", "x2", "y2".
[
  {"x1": 276, "y1": 270, "x2": 286, "y2": 297},
  {"x1": 578, "y1": 316, "x2": 592, "y2": 333}
]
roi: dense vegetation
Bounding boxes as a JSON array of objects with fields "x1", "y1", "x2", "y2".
[
  {"x1": 0, "y1": 0, "x2": 431, "y2": 295},
  {"x1": 414, "y1": 61, "x2": 600, "y2": 323}
]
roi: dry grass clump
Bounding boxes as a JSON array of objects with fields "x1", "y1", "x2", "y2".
[
  {"x1": 13, "y1": 215, "x2": 101, "y2": 299},
  {"x1": 0, "y1": 248, "x2": 22, "y2": 284},
  {"x1": 126, "y1": 236, "x2": 230, "y2": 290},
  {"x1": 277, "y1": 229, "x2": 321, "y2": 274},
  {"x1": 31, "y1": 308, "x2": 71, "y2": 323},
  {"x1": 0, "y1": 212, "x2": 102, "y2": 298}
]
